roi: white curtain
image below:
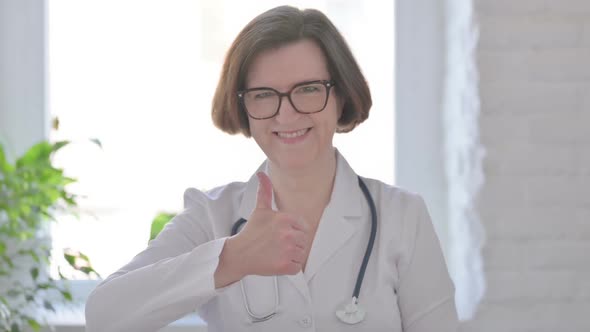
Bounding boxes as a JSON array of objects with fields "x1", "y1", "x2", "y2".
[{"x1": 444, "y1": 0, "x2": 486, "y2": 320}]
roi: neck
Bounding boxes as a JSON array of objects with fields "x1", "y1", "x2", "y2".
[{"x1": 268, "y1": 148, "x2": 337, "y2": 215}]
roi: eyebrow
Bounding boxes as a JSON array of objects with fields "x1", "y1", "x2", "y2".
[{"x1": 245, "y1": 78, "x2": 328, "y2": 91}]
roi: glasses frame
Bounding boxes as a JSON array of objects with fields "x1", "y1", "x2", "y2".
[{"x1": 237, "y1": 80, "x2": 335, "y2": 120}]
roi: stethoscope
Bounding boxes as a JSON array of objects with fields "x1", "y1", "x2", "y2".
[{"x1": 230, "y1": 176, "x2": 377, "y2": 325}]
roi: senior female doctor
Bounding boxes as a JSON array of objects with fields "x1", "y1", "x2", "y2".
[{"x1": 85, "y1": 5, "x2": 458, "y2": 332}]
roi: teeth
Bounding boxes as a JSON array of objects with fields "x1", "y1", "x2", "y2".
[{"x1": 277, "y1": 128, "x2": 308, "y2": 138}]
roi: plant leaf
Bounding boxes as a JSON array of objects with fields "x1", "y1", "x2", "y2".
[
  {"x1": 89, "y1": 138, "x2": 103, "y2": 149},
  {"x1": 57, "y1": 266, "x2": 68, "y2": 280},
  {"x1": 61, "y1": 290, "x2": 72, "y2": 301},
  {"x1": 79, "y1": 266, "x2": 96, "y2": 275},
  {"x1": 43, "y1": 300, "x2": 55, "y2": 312},
  {"x1": 16, "y1": 142, "x2": 52, "y2": 168},
  {"x1": 51, "y1": 140, "x2": 70, "y2": 153},
  {"x1": 61, "y1": 176, "x2": 77, "y2": 185},
  {"x1": 0, "y1": 143, "x2": 15, "y2": 173},
  {"x1": 27, "y1": 318, "x2": 41, "y2": 332},
  {"x1": 30, "y1": 267, "x2": 39, "y2": 281},
  {"x1": 150, "y1": 212, "x2": 176, "y2": 242},
  {"x1": 52, "y1": 116, "x2": 60, "y2": 130},
  {"x1": 63, "y1": 253, "x2": 76, "y2": 267}
]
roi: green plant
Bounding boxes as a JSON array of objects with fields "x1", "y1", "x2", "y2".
[
  {"x1": 0, "y1": 140, "x2": 99, "y2": 332},
  {"x1": 149, "y1": 212, "x2": 176, "y2": 242}
]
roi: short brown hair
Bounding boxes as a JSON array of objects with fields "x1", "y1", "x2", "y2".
[{"x1": 211, "y1": 5, "x2": 372, "y2": 137}]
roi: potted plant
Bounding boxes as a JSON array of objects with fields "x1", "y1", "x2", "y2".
[{"x1": 0, "y1": 140, "x2": 99, "y2": 332}]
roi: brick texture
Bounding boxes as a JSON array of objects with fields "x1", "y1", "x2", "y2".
[{"x1": 462, "y1": 0, "x2": 590, "y2": 330}]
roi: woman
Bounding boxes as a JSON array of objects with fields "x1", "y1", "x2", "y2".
[{"x1": 85, "y1": 6, "x2": 458, "y2": 332}]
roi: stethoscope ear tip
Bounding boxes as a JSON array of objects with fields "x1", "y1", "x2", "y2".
[{"x1": 335, "y1": 297, "x2": 366, "y2": 324}]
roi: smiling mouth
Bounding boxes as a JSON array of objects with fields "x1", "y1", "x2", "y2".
[{"x1": 273, "y1": 127, "x2": 312, "y2": 138}]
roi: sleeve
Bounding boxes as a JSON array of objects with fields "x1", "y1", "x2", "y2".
[
  {"x1": 85, "y1": 189, "x2": 231, "y2": 332},
  {"x1": 396, "y1": 195, "x2": 459, "y2": 332}
]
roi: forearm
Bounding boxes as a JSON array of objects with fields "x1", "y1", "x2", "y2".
[{"x1": 85, "y1": 238, "x2": 227, "y2": 332}]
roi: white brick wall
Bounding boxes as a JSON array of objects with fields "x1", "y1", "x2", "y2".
[{"x1": 462, "y1": 0, "x2": 590, "y2": 330}]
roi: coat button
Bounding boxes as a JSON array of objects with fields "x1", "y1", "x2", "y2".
[{"x1": 298, "y1": 315, "x2": 313, "y2": 328}]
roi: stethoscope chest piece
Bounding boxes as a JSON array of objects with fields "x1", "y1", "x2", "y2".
[{"x1": 335, "y1": 297, "x2": 366, "y2": 325}]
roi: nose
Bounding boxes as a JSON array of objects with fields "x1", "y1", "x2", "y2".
[{"x1": 274, "y1": 95, "x2": 302, "y2": 124}]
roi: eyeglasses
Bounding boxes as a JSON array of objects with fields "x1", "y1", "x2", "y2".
[{"x1": 237, "y1": 80, "x2": 335, "y2": 120}]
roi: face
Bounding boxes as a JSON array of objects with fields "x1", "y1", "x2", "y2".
[{"x1": 245, "y1": 39, "x2": 342, "y2": 171}]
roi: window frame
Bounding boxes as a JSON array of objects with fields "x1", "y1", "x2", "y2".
[{"x1": 1, "y1": 0, "x2": 455, "y2": 329}]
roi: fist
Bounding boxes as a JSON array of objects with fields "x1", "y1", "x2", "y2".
[{"x1": 230, "y1": 172, "x2": 311, "y2": 276}]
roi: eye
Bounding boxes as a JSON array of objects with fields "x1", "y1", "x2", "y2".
[
  {"x1": 295, "y1": 85, "x2": 321, "y2": 94},
  {"x1": 252, "y1": 91, "x2": 275, "y2": 100}
]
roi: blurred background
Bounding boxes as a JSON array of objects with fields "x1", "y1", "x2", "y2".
[{"x1": 0, "y1": 0, "x2": 588, "y2": 331}]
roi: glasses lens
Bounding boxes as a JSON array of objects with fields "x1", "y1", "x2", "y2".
[
  {"x1": 291, "y1": 83, "x2": 328, "y2": 113},
  {"x1": 243, "y1": 89, "x2": 279, "y2": 118}
]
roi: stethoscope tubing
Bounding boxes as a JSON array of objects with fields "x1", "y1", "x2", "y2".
[
  {"x1": 353, "y1": 176, "x2": 377, "y2": 301},
  {"x1": 240, "y1": 275, "x2": 279, "y2": 322},
  {"x1": 230, "y1": 176, "x2": 376, "y2": 323}
]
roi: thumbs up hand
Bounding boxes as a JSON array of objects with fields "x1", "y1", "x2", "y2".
[
  {"x1": 233, "y1": 172, "x2": 310, "y2": 276},
  {"x1": 215, "y1": 171, "x2": 310, "y2": 289}
]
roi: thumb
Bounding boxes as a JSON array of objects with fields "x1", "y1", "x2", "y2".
[{"x1": 255, "y1": 172, "x2": 273, "y2": 210}]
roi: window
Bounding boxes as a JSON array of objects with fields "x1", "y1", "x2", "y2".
[{"x1": 48, "y1": 0, "x2": 394, "y2": 281}]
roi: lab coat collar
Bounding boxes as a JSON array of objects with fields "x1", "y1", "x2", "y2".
[
  {"x1": 236, "y1": 149, "x2": 364, "y2": 302},
  {"x1": 237, "y1": 148, "x2": 362, "y2": 220},
  {"x1": 302, "y1": 149, "x2": 364, "y2": 283}
]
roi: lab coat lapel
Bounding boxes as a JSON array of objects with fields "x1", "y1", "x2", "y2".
[
  {"x1": 285, "y1": 272, "x2": 312, "y2": 304},
  {"x1": 237, "y1": 161, "x2": 312, "y2": 303},
  {"x1": 235, "y1": 151, "x2": 365, "y2": 302},
  {"x1": 303, "y1": 152, "x2": 364, "y2": 283}
]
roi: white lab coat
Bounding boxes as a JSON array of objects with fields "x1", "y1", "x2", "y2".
[{"x1": 85, "y1": 151, "x2": 458, "y2": 332}]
